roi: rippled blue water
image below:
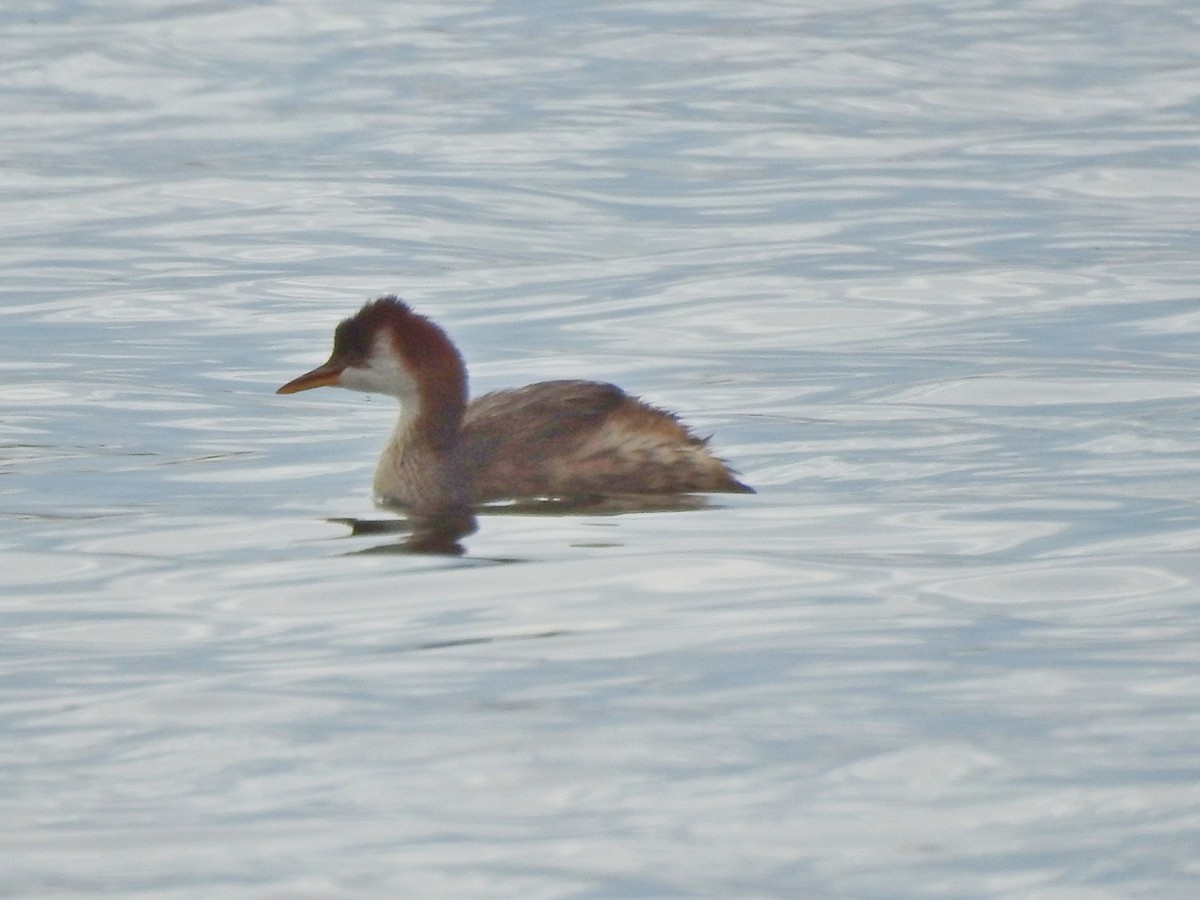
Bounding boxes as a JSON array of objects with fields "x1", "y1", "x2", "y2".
[{"x1": 4, "y1": 1, "x2": 1200, "y2": 896}]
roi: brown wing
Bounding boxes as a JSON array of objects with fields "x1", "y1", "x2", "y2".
[
  {"x1": 462, "y1": 381, "x2": 624, "y2": 499},
  {"x1": 461, "y1": 380, "x2": 751, "y2": 501}
]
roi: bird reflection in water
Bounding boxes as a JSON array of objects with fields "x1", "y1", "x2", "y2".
[{"x1": 331, "y1": 494, "x2": 718, "y2": 555}]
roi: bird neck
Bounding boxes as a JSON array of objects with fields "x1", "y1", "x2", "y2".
[{"x1": 373, "y1": 371, "x2": 470, "y2": 513}]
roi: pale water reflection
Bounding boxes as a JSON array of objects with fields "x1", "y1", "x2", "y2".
[{"x1": 3, "y1": 0, "x2": 1200, "y2": 897}]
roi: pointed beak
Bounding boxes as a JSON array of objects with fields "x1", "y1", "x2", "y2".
[{"x1": 276, "y1": 360, "x2": 344, "y2": 394}]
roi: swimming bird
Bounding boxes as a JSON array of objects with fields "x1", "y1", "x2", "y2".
[{"x1": 277, "y1": 297, "x2": 752, "y2": 523}]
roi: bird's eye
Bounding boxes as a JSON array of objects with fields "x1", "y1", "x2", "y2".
[{"x1": 332, "y1": 317, "x2": 370, "y2": 363}]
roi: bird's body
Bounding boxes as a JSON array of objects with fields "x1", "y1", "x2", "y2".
[{"x1": 278, "y1": 297, "x2": 751, "y2": 521}]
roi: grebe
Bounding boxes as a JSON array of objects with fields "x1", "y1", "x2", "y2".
[{"x1": 277, "y1": 297, "x2": 752, "y2": 520}]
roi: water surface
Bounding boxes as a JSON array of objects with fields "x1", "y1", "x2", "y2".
[{"x1": 3, "y1": 1, "x2": 1200, "y2": 897}]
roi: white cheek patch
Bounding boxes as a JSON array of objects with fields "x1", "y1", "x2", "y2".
[
  {"x1": 338, "y1": 364, "x2": 382, "y2": 394},
  {"x1": 337, "y1": 366, "x2": 377, "y2": 393},
  {"x1": 339, "y1": 333, "x2": 419, "y2": 400}
]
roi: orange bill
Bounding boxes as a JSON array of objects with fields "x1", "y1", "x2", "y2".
[{"x1": 276, "y1": 360, "x2": 344, "y2": 394}]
